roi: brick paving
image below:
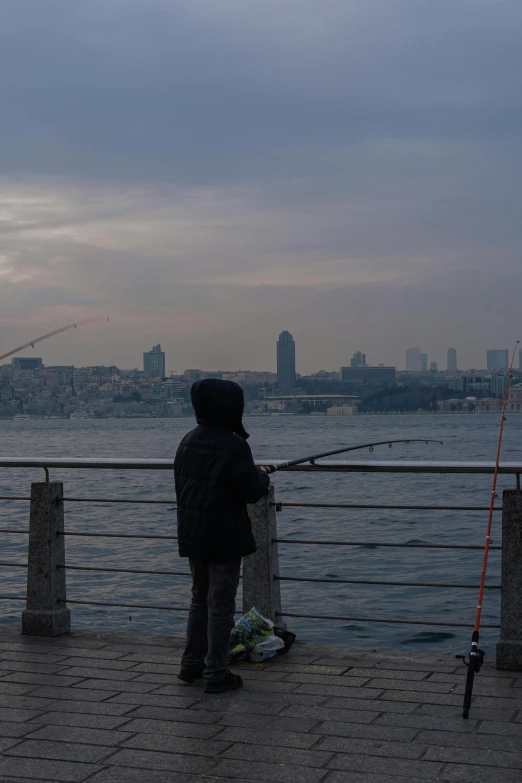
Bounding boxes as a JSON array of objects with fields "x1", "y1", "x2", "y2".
[{"x1": 0, "y1": 626, "x2": 520, "y2": 782}]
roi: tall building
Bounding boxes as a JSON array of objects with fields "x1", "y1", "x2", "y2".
[
  {"x1": 447, "y1": 348, "x2": 457, "y2": 372},
  {"x1": 405, "y1": 347, "x2": 421, "y2": 371},
  {"x1": 420, "y1": 353, "x2": 428, "y2": 372},
  {"x1": 143, "y1": 344, "x2": 166, "y2": 378},
  {"x1": 430, "y1": 362, "x2": 438, "y2": 372},
  {"x1": 519, "y1": 348, "x2": 522, "y2": 370},
  {"x1": 277, "y1": 331, "x2": 296, "y2": 392},
  {"x1": 350, "y1": 351, "x2": 367, "y2": 368},
  {"x1": 487, "y1": 349, "x2": 509, "y2": 370}
]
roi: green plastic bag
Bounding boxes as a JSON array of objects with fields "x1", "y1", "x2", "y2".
[{"x1": 229, "y1": 607, "x2": 275, "y2": 661}]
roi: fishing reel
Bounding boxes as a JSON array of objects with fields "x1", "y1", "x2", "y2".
[{"x1": 456, "y1": 647, "x2": 486, "y2": 673}]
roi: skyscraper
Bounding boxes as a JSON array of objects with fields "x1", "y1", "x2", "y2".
[
  {"x1": 447, "y1": 348, "x2": 457, "y2": 372},
  {"x1": 487, "y1": 350, "x2": 509, "y2": 370},
  {"x1": 143, "y1": 344, "x2": 166, "y2": 378},
  {"x1": 277, "y1": 331, "x2": 296, "y2": 392},
  {"x1": 405, "y1": 347, "x2": 421, "y2": 371},
  {"x1": 420, "y1": 353, "x2": 428, "y2": 372}
]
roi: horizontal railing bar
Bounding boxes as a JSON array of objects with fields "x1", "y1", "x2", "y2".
[
  {"x1": 276, "y1": 502, "x2": 501, "y2": 511},
  {"x1": 58, "y1": 565, "x2": 191, "y2": 576},
  {"x1": 276, "y1": 611, "x2": 500, "y2": 628},
  {"x1": 0, "y1": 562, "x2": 27, "y2": 568},
  {"x1": 276, "y1": 576, "x2": 500, "y2": 588},
  {"x1": 2, "y1": 457, "x2": 522, "y2": 474},
  {"x1": 60, "y1": 531, "x2": 177, "y2": 540},
  {"x1": 0, "y1": 529, "x2": 28, "y2": 535},
  {"x1": 0, "y1": 595, "x2": 26, "y2": 601},
  {"x1": 62, "y1": 498, "x2": 175, "y2": 505},
  {"x1": 61, "y1": 599, "x2": 187, "y2": 611},
  {"x1": 274, "y1": 539, "x2": 502, "y2": 550}
]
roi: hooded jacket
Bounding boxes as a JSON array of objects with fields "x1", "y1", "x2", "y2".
[{"x1": 174, "y1": 379, "x2": 270, "y2": 561}]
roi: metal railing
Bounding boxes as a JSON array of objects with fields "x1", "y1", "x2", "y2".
[{"x1": 0, "y1": 457, "x2": 521, "y2": 666}]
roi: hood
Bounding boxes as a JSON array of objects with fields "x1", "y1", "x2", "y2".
[{"x1": 191, "y1": 379, "x2": 249, "y2": 439}]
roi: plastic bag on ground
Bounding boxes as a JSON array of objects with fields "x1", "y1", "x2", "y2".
[
  {"x1": 229, "y1": 607, "x2": 277, "y2": 662},
  {"x1": 249, "y1": 635, "x2": 285, "y2": 662}
]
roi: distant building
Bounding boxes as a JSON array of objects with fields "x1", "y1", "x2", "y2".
[
  {"x1": 487, "y1": 349, "x2": 509, "y2": 370},
  {"x1": 11, "y1": 357, "x2": 43, "y2": 371},
  {"x1": 277, "y1": 331, "x2": 296, "y2": 392},
  {"x1": 327, "y1": 405, "x2": 359, "y2": 416},
  {"x1": 420, "y1": 353, "x2": 428, "y2": 372},
  {"x1": 143, "y1": 345, "x2": 166, "y2": 378},
  {"x1": 508, "y1": 384, "x2": 522, "y2": 411},
  {"x1": 449, "y1": 373, "x2": 490, "y2": 394},
  {"x1": 447, "y1": 348, "x2": 458, "y2": 372},
  {"x1": 350, "y1": 351, "x2": 367, "y2": 368},
  {"x1": 405, "y1": 347, "x2": 421, "y2": 371},
  {"x1": 519, "y1": 348, "x2": 522, "y2": 370},
  {"x1": 340, "y1": 366, "x2": 396, "y2": 384},
  {"x1": 491, "y1": 371, "x2": 508, "y2": 399},
  {"x1": 184, "y1": 369, "x2": 202, "y2": 383},
  {"x1": 430, "y1": 362, "x2": 438, "y2": 372}
]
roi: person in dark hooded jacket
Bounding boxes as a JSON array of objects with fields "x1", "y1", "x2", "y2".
[{"x1": 175, "y1": 379, "x2": 270, "y2": 693}]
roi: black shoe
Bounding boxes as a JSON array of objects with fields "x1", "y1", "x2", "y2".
[
  {"x1": 204, "y1": 672, "x2": 243, "y2": 694},
  {"x1": 177, "y1": 667, "x2": 204, "y2": 684}
]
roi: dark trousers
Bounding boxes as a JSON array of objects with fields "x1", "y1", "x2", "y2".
[{"x1": 181, "y1": 558, "x2": 241, "y2": 683}]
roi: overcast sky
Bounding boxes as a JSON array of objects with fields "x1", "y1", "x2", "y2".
[{"x1": 1, "y1": 0, "x2": 521, "y2": 372}]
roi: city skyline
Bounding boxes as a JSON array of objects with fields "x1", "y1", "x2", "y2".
[
  {"x1": 5, "y1": 338, "x2": 519, "y2": 376},
  {"x1": 0, "y1": 3, "x2": 521, "y2": 374}
]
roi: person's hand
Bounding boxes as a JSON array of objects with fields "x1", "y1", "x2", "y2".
[{"x1": 258, "y1": 466, "x2": 269, "y2": 473}]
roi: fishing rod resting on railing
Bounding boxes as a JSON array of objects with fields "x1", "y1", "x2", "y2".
[
  {"x1": 457, "y1": 340, "x2": 520, "y2": 719},
  {"x1": 261, "y1": 439, "x2": 443, "y2": 474}
]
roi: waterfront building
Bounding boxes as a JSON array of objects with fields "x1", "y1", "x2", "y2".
[
  {"x1": 449, "y1": 373, "x2": 490, "y2": 394},
  {"x1": 491, "y1": 371, "x2": 508, "y2": 399},
  {"x1": 143, "y1": 345, "x2": 166, "y2": 378},
  {"x1": 277, "y1": 331, "x2": 296, "y2": 392}
]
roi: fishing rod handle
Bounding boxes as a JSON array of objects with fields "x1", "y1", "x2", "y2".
[
  {"x1": 462, "y1": 661, "x2": 475, "y2": 719},
  {"x1": 260, "y1": 464, "x2": 280, "y2": 475}
]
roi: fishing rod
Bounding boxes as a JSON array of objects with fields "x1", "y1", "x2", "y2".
[
  {"x1": 262, "y1": 438, "x2": 443, "y2": 474},
  {"x1": 458, "y1": 341, "x2": 520, "y2": 720},
  {"x1": 0, "y1": 317, "x2": 110, "y2": 363}
]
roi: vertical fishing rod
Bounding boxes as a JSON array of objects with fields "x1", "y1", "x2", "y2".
[{"x1": 459, "y1": 341, "x2": 520, "y2": 719}]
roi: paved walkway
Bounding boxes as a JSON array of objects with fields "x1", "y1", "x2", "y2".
[{"x1": 0, "y1": 625, "x2": 520, "y2": 782}]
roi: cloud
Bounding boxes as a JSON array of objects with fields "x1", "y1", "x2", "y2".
[{"x1": 0, "y1": 1, "x2": 521, "y2": 371}]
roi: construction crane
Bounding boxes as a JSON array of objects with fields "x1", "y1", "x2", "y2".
[{"x1": 0, "y1": 317, "x2": 110, "y2": 363}]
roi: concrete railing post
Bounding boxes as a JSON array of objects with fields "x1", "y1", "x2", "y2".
[
  {"x1": 22, "y1": 482, "x2": 70, "y2": 636},
  {"x1": 244, "y1": 486, "x2": 284, "y2": 625},
  {"x1": 496, "y1": 489, "x2": 522, "y2": 670}
]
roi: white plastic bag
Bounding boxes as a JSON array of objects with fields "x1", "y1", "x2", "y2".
[{"x1": 249, "y1": 634, "x2": 285, "y2": 662}]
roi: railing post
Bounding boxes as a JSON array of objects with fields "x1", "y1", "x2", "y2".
[
  {"x1": 496, "y1": 489, "x2": 522, "y2": 670},
  {"x1": 22, "y1": 482, "x2": 70, "y2": 636},
  {"x1": 244, "y1": 485, "x2": 283, "y2": 625}
]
